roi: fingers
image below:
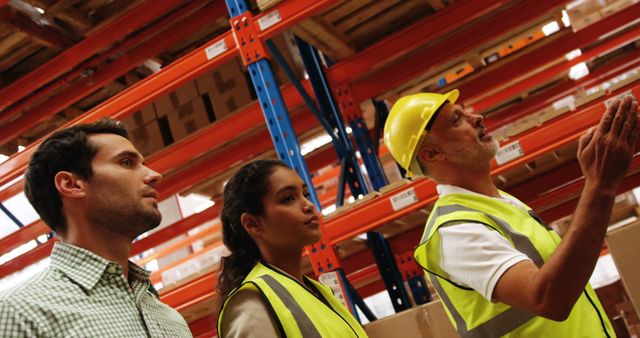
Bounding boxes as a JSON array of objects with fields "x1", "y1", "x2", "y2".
[
  {"x1": 627, "y1": 101, "x2": 640, "y2": 146},
  {"x1": 611, "y1": 96, "x2": 633, "y2": 137},
  {"x1": 578, "y1": 127, "x2": 594, "y2": 156},
  {"x1": 620, "y1": 97, "x2": 637, "y2": 140},
  {"x1": 598, "y1": 98, "x2": 620, "y2": 136}
]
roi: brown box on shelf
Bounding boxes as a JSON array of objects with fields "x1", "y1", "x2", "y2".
[
  {"x1": 175, "y1": 81, "x2": 199, "y2": 105},
  {"x1": 195, "y1": 57, "x2": 254, "y2": 121},
  {"x1": 154, "y1": 81, "x2": 201, "y2": 117},
  {"x1": 363, "y1": 300, "x2": 459, "y2": 338},
  {"x1": 379, "y1": 151, "x2": 403, "y2": 183},
  {"x1": 257, "y1": 0, "x2": 282, "y2": 11},
  {"x1": 567, "y1": 0, "x2": 604, "y2": 31},
  {"x1": 154, "y1": 94, "x2": 176, "y2": 117},
  {"x1": 628, "y1": 323, "x2": 640, "y2": 337},
  {"x1": 128, "y1": 119, "x2": 165, "y2": 157},
  {"x1": 167, "y1": 97, "x2": 212, "y2": 142},
  {"x1": 121, "y1": 104, "x2": 156, "y2": 131},
  {"x1": 606, "y1": 221, "x2": 640, "y2": 318}
]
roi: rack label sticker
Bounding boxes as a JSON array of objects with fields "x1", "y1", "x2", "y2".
[
  {"x1": 319, "y1": 271, "x2": 349, "y2": 309},
  {"x1": 605, "y1": 90, "x2": 636, "y2": 107},
  {"x1": 205, "y1": 40, "x2": 227, "y2": 60},
  {"x1": 390, "y1": 188, "x2": 419, "y2": 211},
  {"x1": 496, "y1": 140, "x2": 524, "y2": 166},
  {"x1": 258, "y1": 10, "x2": 282, "y2": 31}
]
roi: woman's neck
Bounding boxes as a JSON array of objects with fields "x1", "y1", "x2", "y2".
[{"x1": 261, "y1": 246, "x2": 304, "y2": 283}]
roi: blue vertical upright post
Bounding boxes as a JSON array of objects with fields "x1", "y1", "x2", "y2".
[
  {"x1": 349, "y1": 117, "x2": 387, "y2": 190},
  {"x1": 225, "y1": 0, "x2": 320, "y2": 209},
  {"x1": 293, "y1": 35, "x2": 414, "y2": 314},
  {"x1": 295, "y1": 36, "x2": 369, "y2": 203},
  {"x1": 225, "y1": 0, "x2": 377, "y2": 323},
  {"x1": 367, "y1": 231, "x2": 411, "y2": 312},
  {"x1": 373, "y1": 99, "x2": 407, "y2": 177}
]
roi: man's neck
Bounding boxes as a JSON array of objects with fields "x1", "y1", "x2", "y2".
[
  {"x1": 433, "y1": 165, "x2": 499, "y2": 197},
  {"x1": 64, "y1": 223, "x2": 133, "y2": 278}
]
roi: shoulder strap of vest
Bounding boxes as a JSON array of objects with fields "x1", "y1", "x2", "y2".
[
  {"x1": 420, "y1": 202, "x2": 545, "y2": 268},
  {"x1": 217, "y1": 263, "x2": 288, "y2": 338}
]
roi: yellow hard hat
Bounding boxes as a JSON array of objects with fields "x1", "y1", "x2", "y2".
[{"x1": 383, "y1": 89, "x2": 459, "y2": 177}]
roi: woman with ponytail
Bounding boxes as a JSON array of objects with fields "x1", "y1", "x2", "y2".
[{"x1": 216, "y1": 159, "x2": 368, "y2": 337}]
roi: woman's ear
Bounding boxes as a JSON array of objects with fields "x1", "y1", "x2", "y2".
[
  {"x1": 54, "y1": 171, "x2": 86, "y2": 199},
  {"x1": 241, "y1": 212, "x2": 263, "y2": 238}
]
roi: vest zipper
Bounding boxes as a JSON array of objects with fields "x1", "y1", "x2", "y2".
[{"x1": 263, "y1": 263, "x2": 360, "y2": 337}]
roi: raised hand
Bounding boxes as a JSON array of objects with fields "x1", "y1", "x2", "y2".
[{"x1": 577, "y1": 95, "x2": 640, "y2": 192}]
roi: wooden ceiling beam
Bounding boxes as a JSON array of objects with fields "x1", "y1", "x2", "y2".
[
  {"x1": 292, "y1": 16, "x2": 355, "y2": 60},
  {"x1": 425, "y1": 0, "x2": 445, "y2": 11},
  {"x1": 0, "y1": 6, "x2": 74, "y2": 49},
  {"x1": 23, "y1": 0, "x2": 92, "y2": 32}
]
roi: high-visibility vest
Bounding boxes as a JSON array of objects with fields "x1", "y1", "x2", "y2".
[
  {"x1": 414, "y1": 191, "x2": 616, "y2": 338},
  {"x1": 218, "y1": 261, "x2": 368, "y2": 338}
]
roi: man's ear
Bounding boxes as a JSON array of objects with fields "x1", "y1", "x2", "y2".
[
  {"x1": 416, "y1": 144, "x2": 444, "y2": 164},
  {"x1": 241, "y1": 212, "x2": 263, "y2": 238},
  {"x1": 54, "y1": 171, "x2": 86, "y2": 199}
]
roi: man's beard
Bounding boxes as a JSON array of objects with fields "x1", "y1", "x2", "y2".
[
  {"x1": 444, "y1": 139, "x2": 500, "y2": 167},
  {"x1": 87, "y1": 198, "x2": 162, "y2": 240}
]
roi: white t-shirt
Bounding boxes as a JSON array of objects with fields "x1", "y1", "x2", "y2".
[{"x1": 436, "y1": 184, "x2": 531, "y2": 301}]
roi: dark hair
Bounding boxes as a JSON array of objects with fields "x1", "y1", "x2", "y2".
[
  {"x1": 425, "y1": 100, "x2": 449, "y2": 131},
  {"x1": 24, "y1": 118, "x2": 128, "y2": 234},
  {"x1": 217, "y1": 159, "x2": 289, "y2": 298}
]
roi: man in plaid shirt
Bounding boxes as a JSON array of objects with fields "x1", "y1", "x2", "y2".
[{"x1": 0, "y1": 119, "x2": 192, "y2": 337}]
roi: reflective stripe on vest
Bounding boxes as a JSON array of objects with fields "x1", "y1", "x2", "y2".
[
  {"x1": 427, "y1": 272, "x2": 535, "y2": 338},
  {"x1": 218, "y1": 262, "x2": 367, "y2": 338},
  {"x1": 257, "y1": 274, "x2": 322, "y2": 338},
  {"x1": 420, "y1": 204, "x2": 544, "y2": 268}
]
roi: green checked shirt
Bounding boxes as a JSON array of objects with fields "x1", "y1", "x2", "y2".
[{"x1": 0, "y1": 242, "x2": 193, "y2": 337}]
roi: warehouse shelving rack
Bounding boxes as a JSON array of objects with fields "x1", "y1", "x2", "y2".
[{"x1": 0, "y1": 0, "x2": 639, "y2": 336}]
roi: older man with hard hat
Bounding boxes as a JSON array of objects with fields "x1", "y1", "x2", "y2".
[{"x1": 384, "y1": 89, "x2": 640, "y2": 337}]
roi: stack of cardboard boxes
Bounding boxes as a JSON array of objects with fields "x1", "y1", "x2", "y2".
[
  {"x1": 121, "y1": 33, "x2": 303, "y2": 158},
  {"x1": 567, "y1": 0, "x2": 639, "y2": 32},
  {"x1": 120, "y1": 104, "x2": 166, "y2": 157},
  {"x1": 120, "y1": 57, "x2": 256, "y2": 156}
]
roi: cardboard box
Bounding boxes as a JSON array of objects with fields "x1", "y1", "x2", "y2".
[
  {"x1": 196, "y1": 57, "x2": 254, "y2": 120},
  {"x1": 567, "y1": 0, "x2": 604, "y2": 31},
  {"x1": 606, "y1": 221, "x2": 640, "y2": 318},
  {"x1": 257, "y1": 0, "x2": 282, "y2": 11},
  {"x1": 380, "y1": 152, "x2": 403, "y2": 184},
  {"x1": 175, "y1": 81, "x2": 199, "y2": 106},
  {"x1": 121, "y1": 104, "x2": 156, "y2": 131},
  {"x1": 166, "y1": 97, "x2": 212, "y2": 142},
  {"x1": 364, "y1": 300, "x2": 459, "y2": 338},
  {"x1": 153, "y1": 81, "x2": 200, "y2": 117},
  {"x1": 629, "y1": 323, "x2": 640, "y2": 338},
  {"x1": 128, "y1": 119, "x2": 165, "y2": 157}
]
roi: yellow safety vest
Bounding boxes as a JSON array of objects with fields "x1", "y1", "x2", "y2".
[
  {"x1": 218, "y1": 261, "x2": 368, "y2": 338},
  {"x1": 414, "y1": 191, "x2": 616, "y2": 338}
]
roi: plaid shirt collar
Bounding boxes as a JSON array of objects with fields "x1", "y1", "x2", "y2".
[{"x1": 50, "y1": 242, "x2": 154, "y2": 294}]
